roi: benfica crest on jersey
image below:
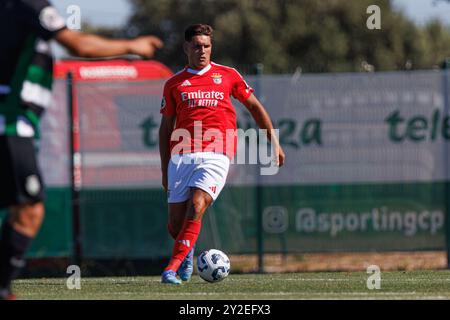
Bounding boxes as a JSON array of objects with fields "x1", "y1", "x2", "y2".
[{"x1": 211, "y1": 73, "x2": 222, "y2": 84}]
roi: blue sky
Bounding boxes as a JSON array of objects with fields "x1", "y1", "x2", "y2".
[
  {"x1": 53, "y1": 0, "x2": 131, "y2": 28},
  {"x1": 393, "y1": 0, "x2": 450, "y2": 25}
]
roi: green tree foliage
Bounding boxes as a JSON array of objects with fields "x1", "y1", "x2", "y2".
[{"x1": 126, "y1": 0, "x2": 450, "y2": 73}]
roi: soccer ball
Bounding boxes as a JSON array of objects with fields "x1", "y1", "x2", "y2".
[{"x1": 197, "y1": 249, "x2": 230, "y2": 283}]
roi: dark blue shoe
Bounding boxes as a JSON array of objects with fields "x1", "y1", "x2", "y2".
[
  {"x1": 161, "y1": 270, "x2": 182, "y2": 284},
  {"x1": 177, "y1": 248, "x2": 194, "y2": 281}
]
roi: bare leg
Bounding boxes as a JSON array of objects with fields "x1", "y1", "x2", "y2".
[
  {"x1": 186, "y1": 188, "x2": 213, "y2": 221},
  {"x1": 161, "y1": 188, "x2": 214, "y2": 283},
  {"x1": 167, "y1": 201, "x2": 188, "y2": 239},
  {"x1": 0, "y1": 202, "x2": 44, "y2": 298},
  {"x1": 9, "y1": 202, "x2": 45, "y2": 237},
  {"x1": 164, "y1": 188, "x2": 213, "y2": 271}
]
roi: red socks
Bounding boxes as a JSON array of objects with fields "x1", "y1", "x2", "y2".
[{"x1": 165, "y1": 219, "x2": 201, "y2": 272}]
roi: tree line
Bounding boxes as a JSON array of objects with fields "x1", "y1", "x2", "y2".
[{"x1": 96, "y1": 0, "x2": 450, "y2": 74}]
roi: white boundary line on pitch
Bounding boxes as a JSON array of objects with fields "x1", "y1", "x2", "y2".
[
  {"x1": 15, "y1": 277, "x2": 450, "y2": 283},
  {"x1": 133, "y1": 292, "x2": 450, "y2": 299}
]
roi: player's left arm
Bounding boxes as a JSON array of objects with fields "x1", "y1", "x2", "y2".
[
  {"x1": 56, "y1": 30, "x2": 163, "y2": 59},
  {"x1": 243, "y1": 94, "x2": 285, "y2": 167}
]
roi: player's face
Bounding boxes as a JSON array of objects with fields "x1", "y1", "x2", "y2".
[{"x1": 184, "y1": 35, "x2": 212, "y2": 70}]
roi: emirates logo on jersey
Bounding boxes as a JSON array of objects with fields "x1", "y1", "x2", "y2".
[
  {"x1": 209, "y1": 186, "x2": 217, "y2": 194},
  {"x1": 211, "y1": 73, "x2": 222, "y2": 84},
  {"x1": 181, "y1": 90, "x2": 225, "y2": 108}
]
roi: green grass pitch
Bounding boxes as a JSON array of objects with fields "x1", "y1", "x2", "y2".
[{"x1": 13, "y1": 270, "x2": 450, "y2": 300}]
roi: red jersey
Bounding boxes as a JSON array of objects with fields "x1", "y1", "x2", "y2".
[{"x1": 160, "y1": 62, "x2": 254, "y2": 158}]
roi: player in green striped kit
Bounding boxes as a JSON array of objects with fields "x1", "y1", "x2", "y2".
[{"x1": 0, "y1": 0, "x2": 163, "y2": 300}]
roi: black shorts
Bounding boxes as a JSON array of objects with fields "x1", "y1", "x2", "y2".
[{"x1": 0, "y1": 136, "x2": 45, "y2": 209}]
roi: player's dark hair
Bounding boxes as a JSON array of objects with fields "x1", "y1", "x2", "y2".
[{"x1": 184, "y1": 24, "x2": 213, "y2": 42}]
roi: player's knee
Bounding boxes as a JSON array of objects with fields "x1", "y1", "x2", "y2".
[{"x1": 191, "y1": 194, "x2": 211, "y2": 217}]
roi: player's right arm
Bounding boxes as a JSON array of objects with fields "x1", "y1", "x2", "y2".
[
  {"x1": 159, "y1": 82, "x2": 177, "y2": 191},
  {"x1": 159, "y1": 115, "x2": 176, "y2": 192},
  {"x1": 56, "y1": 29, "x2": 163, "y2": 59}
]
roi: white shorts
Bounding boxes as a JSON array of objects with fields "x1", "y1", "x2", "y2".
[{"x1": 167, "y1": 152, "x2": 230, "y2": 203}]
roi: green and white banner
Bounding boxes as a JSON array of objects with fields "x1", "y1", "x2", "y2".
[
  {"x1": 15, "y1": 70, "x2": 448, "y2": 258},
  {"x1": 232, "y1": 71, "x2": 450, "y2": 186}
]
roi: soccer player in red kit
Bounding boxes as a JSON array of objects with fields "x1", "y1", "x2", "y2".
[{"x1": 159, "y1": 24, "x2": 285, "y2": 284}]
